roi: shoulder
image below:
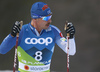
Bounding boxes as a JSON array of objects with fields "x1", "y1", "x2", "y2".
[
  {"x1": 19, "y1": 24, "x2": 29, "y2": 33},
  {"x1": 50, "y1": 25, "x2": 63, "y2": 37},
  {"x1": 50, "y1": 25, "x2": 61, "y2": 33},
  {"x1": 21, "y1": 24, "x2": 29, "y2": 30},
  {"x1": 22, "y1": 24, "x2": 29, "y2": 28}
]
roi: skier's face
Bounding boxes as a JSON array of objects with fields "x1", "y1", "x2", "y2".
[{"x1": 37, "y1": 15, "x2": 52, "y2": 29}]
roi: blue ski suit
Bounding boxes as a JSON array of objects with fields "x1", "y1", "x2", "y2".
[{"x1": 0, "y1": 23, "x2": 76, "y2": 72}]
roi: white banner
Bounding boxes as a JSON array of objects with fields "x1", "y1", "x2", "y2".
[{"x1": 19, "y1": 62, "x2": 50, "y2": 72}]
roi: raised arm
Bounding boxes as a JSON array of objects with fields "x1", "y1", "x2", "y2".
[
  {"x1": 0, "y1": 21, "x2": 21, "y2": 54},
  {"x1": 53, "y1": 22, "x2": 76, "y2": 55}
]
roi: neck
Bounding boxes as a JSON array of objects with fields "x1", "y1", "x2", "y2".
[{"x1": 31, "y1": 20, "x2": 42, "y2": 34}]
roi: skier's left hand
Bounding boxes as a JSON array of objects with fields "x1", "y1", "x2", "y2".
[{"x1": 65, "y1": 22, "x2": 75, "y2": 39}]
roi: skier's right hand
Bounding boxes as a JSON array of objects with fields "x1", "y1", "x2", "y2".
[{"x1": 11, "y1": 21, "x2": 20, "y2": 37}]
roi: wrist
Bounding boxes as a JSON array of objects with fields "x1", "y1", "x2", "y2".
[{"x1": 10, "y1": 33, "x2": 16, "y2": 37}]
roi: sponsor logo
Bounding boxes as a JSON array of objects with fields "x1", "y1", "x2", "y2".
[
  {"x1": 14, "y1": 49, "x2": 17, "y2": 67},
  {"x1": 32, "y1": 16, "x2": 39, "y2": 18},
  {"x1": 34, "y1": 60, "x2": 51, "y2": 65},
  {"x1": 19, "y1": 62, "x2": 50, "y2": 71},
  {"x1": 30, "y1": 66, "x2": 49, "y2": 71},
  {"x1": 25, "y1": 37, "x2": 53, "y2": 46},
  {"x1": 42, "y1": 5, "x2": 48, "y2": 11},
  {"x1": 21, "y1": 59, "x2": 51, "y2": 65},
  {"x1": 24, "y1": 65, "x2": 29, "y2": 70},
  {"x1": 47, "y1": 10, "x2": 51, "y2": 14},
  {"x1": 60, "y1": 37, "x2": 67, "y2": 42}
]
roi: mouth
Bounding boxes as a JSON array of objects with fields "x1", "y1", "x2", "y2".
[
  {"x1": 46, "y1": 24, "x2": 50, "y2": 27},
  {"x1": 46, "y1": 23, "x2": 50, "y2": 27}
]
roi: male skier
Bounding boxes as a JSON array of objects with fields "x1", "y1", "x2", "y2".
[{"x1": 0, "y1": 2, "x2": 76, "y2": 72}]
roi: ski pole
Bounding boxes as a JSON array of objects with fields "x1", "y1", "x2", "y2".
[
  {"x1": 13, "y1": 21, "x2": 23, "y2": 72},
  {"x1": 64, "y1": 21, "x2": 69, "y2": 72}
]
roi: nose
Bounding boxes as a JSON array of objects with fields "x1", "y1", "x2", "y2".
[{"x1": 47, "y1": 19, "x2": 52, "y2": 23}]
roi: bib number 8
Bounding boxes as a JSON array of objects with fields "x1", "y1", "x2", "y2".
[{"x1": 35, "y1": 51, "x2": 42, "y2": 61}]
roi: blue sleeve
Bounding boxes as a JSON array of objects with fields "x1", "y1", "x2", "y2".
[
  {"x1": 0, "y1": 25, "x2": 24, "y2": 54},
  {"x1": 0, "y1": 34, "x2": 16, "y2": 54},
  {"x1": 51, "y1": 25, "x2": 63, "y2": 41}
]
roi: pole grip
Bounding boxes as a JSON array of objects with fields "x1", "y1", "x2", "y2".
[
  {"x1": 64, "y1": 21, "x2": 70, "y2": 37},
  {"x1": 16, "y1": 21, "x2": 23, "y2": 37},
  {"x1": 67, "y1": 33, "x2": 70, "y2": 37}
]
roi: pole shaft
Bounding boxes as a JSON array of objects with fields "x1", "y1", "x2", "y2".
[
  {"x1": 13, "y1": 21, "x2": 23, "y2": 72},
  {"x1": 67, "y1": 35, "x2": 69, "y2": 72}
]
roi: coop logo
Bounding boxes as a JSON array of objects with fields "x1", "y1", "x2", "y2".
[{"x1": 25, "y1": 37, "x2": 53, "y2": 46}]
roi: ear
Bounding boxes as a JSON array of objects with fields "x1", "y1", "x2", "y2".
[
  {"x1": 32, "y1": 18, "x2": 36, "y2": 22},
  {"x1": 31, "y1": 18, "x2": 36, "y2": 25}
]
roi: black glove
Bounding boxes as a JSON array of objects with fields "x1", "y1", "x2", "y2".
[
  {"x1": 11, "y1": 21, "x2": 20, "y2": 37},
  {"x1": 65, "y1": 22, "x2": 75, "y2": 39}
]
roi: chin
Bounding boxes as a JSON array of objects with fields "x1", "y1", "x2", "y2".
[{"x1": 44, "y1": 26, "x2": 49, "y2": 29}]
